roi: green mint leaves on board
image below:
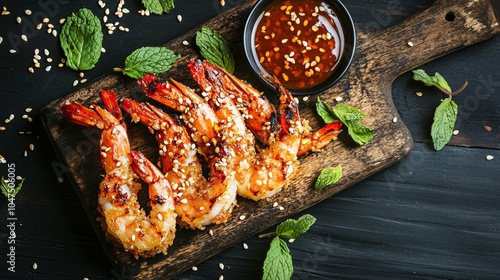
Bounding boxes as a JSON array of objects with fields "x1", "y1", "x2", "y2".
[
  {"x1": 412, "y1": 69, "x2": 468, "y2": 151},
  {"x1": 314, "y1": 164, "x2": 342, "y2": 190},
  {"x1": 261, "y1": 214, "x2": 316, "y2": 280},
  {"x1": 1, "y1": 177, "x2": 24, "y2": 198},
  {"x1": 196, "y1": 26, "x2": 235, "y2": 74},
  {"x1": 142, "y1": 0, "x2": 175, "y2": 15},
  {"x1": 118, "y1": 47, "x2": 181, "y2": 79},
  {"x1": 316, "y1": 98, "x2": 374, "y2": 145},
  {"x1": 60, "y1": 8, "x2": 103, "y2": 71}
]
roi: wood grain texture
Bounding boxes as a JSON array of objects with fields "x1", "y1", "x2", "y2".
[{"x1": 39, "y1": 0, "x2": 499, "y2": 278}]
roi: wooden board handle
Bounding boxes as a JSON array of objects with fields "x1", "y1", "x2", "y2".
[{"x1": 357, "y1": 0, "x2": 500, "y2": 79}]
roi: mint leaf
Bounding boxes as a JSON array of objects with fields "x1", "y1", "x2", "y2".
[
  {"x1": 1, "y1": 177, "x2": 24, "y2": 198},
  {"x1": 314, "y1": 164, "x2": 342, "y2": 190},
  {"x1": 332, "y1": 103, "x2": 374, "y2": 145},
  {"x1": 431, "y1": 98, "x2": 458, "y2": 151},
  {"x1": 276, "y1": 214, "x2": 317, "y2": 239},
  {"x1": 196, "y1": 26, "x2": 235, "y2": 74},
  {"x1": 262, "y1": 237, "x2": 293, "y2": 280},
  {"x1": 316, "y1": 97, "x2": 338, "y2": 123},
  {"x1": 316, "y1": 99, "x2": 373, "y2": 145},
  {"x1": 412, "y1": 69, "x2": 452, "y2": 93},
  {"x1": 60, "y1": 8, "x2": 103, "y2": 71},
  {"x1": 122, "y1": 46, "x2": 180, "y2": 79},
  {"x1": 142, "y1": 0, "x2": 175, "y2": 15}
]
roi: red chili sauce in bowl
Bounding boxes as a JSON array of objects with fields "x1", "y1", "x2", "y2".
[{"x1": 251, "y1": 0, "x2": 345, "y2": 90}]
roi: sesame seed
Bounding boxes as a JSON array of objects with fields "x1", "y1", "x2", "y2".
[
  {"x1": 453, "y1": 130, "x2": 459, "y2": 135},
  {"x1": 209, "y1": 229, "x2": 214, "y2": 236},
  {"x1": 273, "y1": 202, "x2": 278, "y2": 207},
  {"x1": 25, "y1": 9, "x2": 32, "y2": 15},
  {"x1": 57, "y1": 177, "x2": 64, "y2": 183},
  {"x1": 219, "y1": 263, "x2": 224, "y2": 270},
  {"x1": 0, "y1": 155, "x2": 6, "y2": 163},
  {"x1": 32, "y1": 263, "x2": 37, "y2": 270},
  {"x1": 0, "y1": 37, "x2": 2, "y2": 45},
  {"x1": 239, "y1": 215, "x2": 246, "y2": 220},
  {"x1": 81, "y1": 79, "x2": 87, "y2": 83},
  {"x1": 47, "y1": 23, "x2": 54, "y2": 29},
  {"x1": 219, "y1": 275, "x2": 224, "y2": 280},
  {"x1": 220, "y1": 0, "x2": 225, "y2": 6},
  {"x1": 36, "y1": 23, "x2": 43, "y2": 30},
  {"x1": 180, "y1": 198, "x2": 188, "y2": 204},
  {"x1": 416, "y1": 91, "x2": 423, "y2": 97},
  {"x1": 177, "y1": 15, "x2": 182, "y2": 22},
  {"x1": 52, "y1": 29, "x2": 57, "y2": 37},
  {"x1": 59, "y1": 18, "x2": 66, "y2": 24},
  {"x1": 28, "y1": 67, "x2": 34, "y2": 73},
  {"x1": 73, "y1": 80, "x2": 79, "y2": 86},
  {"x1": 288, "y1": 238, "x2": 295, "y2": 243},
  {"x1": 279, "y1": 206, "x2": 284, "y2": 211},
  {"x1": 486, "y1": 155, "x2": 494, "y2": 161},
  {"x1": 335, "y1": 96, "x2": 343, "y2": 102},
  {"x1": 58, "y1": 63, "x2": 64, "y2": 67},
  {"x1": 243, "y1": 243, "x2": 248, "y2": 249},
  {"x1": 24, "y1": 150, "x2": 27, "y2": 157},
  {"x1": 45, "y1": 65, "x2": 52, "y2": 72},
  {"x1": 392, "y1": 117, "x2": 398, "y2": 123},
  {"x1": 9, "y1": 49, "x2": 16, "y2": 54},
  {"x1": 101, "y1": 47, "x2": 106, "y2": 53},
  {"x1": 44, "y1": 49, "x2": 49, "y2": 56},
  {"x1": 0, "y1": 126, "x2": 5, "y2": 131},
  {"x1": 407, "y1": 41, "x2": 414, "y2": 47},
  {"x1": 22, "y1": 114, "x2": 28, "y2": 119},
  {"x1": 9, "y1": 114, "x2": 14, "y2": 121},
  {"x1": 16, "y1": 17, "x2": 21, "y2": 24},
  {"x1": 25, "y1": 108, "x2": 32, "y2": 113},
  {"x1": 29, "y1": 144, "x2": 34, "y2": 151},
  {"x1": 42, "y1": 17, "x2": 49, "y2": 23},
  {"x1": 192, "y1": 266, "x2": 198, "y2": 271},
  {"x1": 47, "y1": 57, "x2": 53, "y2": 63},
  {"x1": 34, "y1": 54, "x2": 41, "y2": 60}
]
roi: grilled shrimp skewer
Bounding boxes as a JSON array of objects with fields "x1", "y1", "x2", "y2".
[
  {"x1": 198, "y1": 60, "x2": 342, "y2": 156},
  {"x1": 61, "y1": 90, "x2": 176, "y2": 259},
  {"x1": 189, "y1": 60, "x2": 302, "y2": 200},
  {"x1": 122, "y1": 97, "x2": 238, "y2": 229}
]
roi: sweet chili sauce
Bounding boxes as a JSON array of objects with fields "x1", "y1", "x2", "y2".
[{"x1": 252, "y1": 0, "x2": 344, "y2": 90}]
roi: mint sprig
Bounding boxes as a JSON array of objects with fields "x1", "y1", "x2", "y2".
[
  {"x1": 314, "y1": 164, "x2": 342, "y2": 190},
  {"x1": 142, "y1": 0, "x2": 175, "y2": 15},
  {"x1": 1, "y1": 177, "x2": 24, "y2": 198},
  {"x1": 195, "y1": 26, "x2": 235, "y2": 74},
  {"x1": 412, "y1": 69, "x2": 467, "y2": 151},
  {"x1": 316, "y1": 98, "x2": 374, "y2": 145},
  {"x1": 116, "y1": 46, "x2": 180, "y2": 79},
  {"x1": 60, "y1": 8, "x2": 103, "y2": 71},
  {"x1": 260, "y1": 214, "x2": 317, "y2": 280}
]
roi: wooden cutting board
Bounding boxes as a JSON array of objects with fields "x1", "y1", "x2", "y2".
[{"x1": 40, "y1": 0, "x2": 499, "y2": 279}]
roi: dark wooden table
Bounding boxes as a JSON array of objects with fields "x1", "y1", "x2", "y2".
[{"x1": 1, "y1": 0, "x2": 499, "y2": 279}]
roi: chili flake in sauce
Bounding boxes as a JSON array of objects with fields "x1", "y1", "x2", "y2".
[{"x1": 252, "y1": 0, "x2": 344, "y2": 90}]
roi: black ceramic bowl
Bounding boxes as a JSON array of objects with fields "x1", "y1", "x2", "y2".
[{"x1": 243, "y1": 0, "x2": 356, "y2": 95}]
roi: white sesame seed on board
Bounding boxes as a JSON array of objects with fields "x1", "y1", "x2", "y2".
[
  {"x1": 32, "y1": 262, "x2": 37, "y2": 270},
  {"x1": 416, "y1": 91, "x2": 423, "y2": 97},
  {"x1": 209, "y1": 229, "x2": 214, "y2": 236},
  {"x1": 28, "y1": 67, "x2": 34, "y2": 73},
  {"x1": 45, "y1": 65, "x2": 52, "y2": 72},
  {"x1": 453, "y1": 130, "x2": 459, "y2": 135},
  {"x1": 182, "y1": 40, "x2": 189, "y2": 46},
  {"x1": 73, "y1": 80, "x2": 79, "y2": 86},
  {"x1": 16, "y1": 16, "x2": 21, "y2": 24},
  {"x1": 21, "y1": 35, "x2": 28, "y2": 42},
  {"x1": 81, "y1": 79, "x2": 87, "y2": 83},
  {"x1": 25, "y1": 108, "x2": 32, "y2": 113},
  {"x1": 9, "y1": 114, "x2": 14, "y2": 121},
  {"x1": 59, "y1": 18, "x2": 66, "y2": 24},
  {"x1": 0, "y1": 36, "x2": 3, "y2": 45},
  {"x1": 243, "y1": 243, "x2": 248, "y2": 249},
  {"x1": 219, "y1": 263, "x2": 224, "y2": 270},
  {"x1": 191, "y1": 266, "x2": 198, "y2": 271},
  {"x1": 36, "y1": 23, "x2": 43, "y2": 30},
  {"x1": 42, "y1": 17, "x2": 49, "y2": 23},
  {"x1": 0, "y1": 155, "x2": 6, "y2": 164},
  {"x1": 335, "y1": 96, "x2": 343, "y2": 102},
  {"x1": 239, "y1": 215, "x2": 246, "y2": 220},
  {"x1": 25, "y1": 9, "x2": 32, "y2": 16},
  {"x1": 44, "y1": 49, "x2": 49, "y2": 56},
  {"x1": 29, "y1": 144, "x2": 34, "y2": 151},
  {"x1": 52, "y1": 29, "x2": 57, "y2": 37},
  {"x1": 220, "y1": 0, "x2": 225, "y2": 7},
  {"x1": 9, "y1": 49, "x2": 16, "y2": 54},
  {"x1": 407, "y1": 41, "x2": 414, "y2": 47},
  {"x1": 279, "y1": 206, "x2": 284, "y2": 211},
  {"x1": 272, "y1": 202, "x2": 278, "y2": 207},
  {"x1": 177, "y1": 15, "x2": 182, "y2": 22},
  {"x1": 57, "y1": 177, "x2": 64, "y2": 183},
  {"x1": 0, "y1": 126, "x2": 5, "y2": 131},
  {"x1": 24, "y1": 150, "x2": 27, "y2": 157},
  {"x1": 219, "y1": 275, "x2": 224, "y2": 280},
  {"x1": 486, "y1": 155, "x2": 494, "y2": 161},
  {"x1": 392, "y1": 117, "x2": 398, "y2": 123}
]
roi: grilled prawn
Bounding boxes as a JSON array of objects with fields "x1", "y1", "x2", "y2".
[
  {"x1": 122, "y1": 94, "x2": 238, "y2": 229},
  {"x1": 61, "y1": 90, "x2": 176, "y2": 259},
  {"x1": 197, "y1": 60, "x2": 342, "y2": 156},
  {"x1": 188, "y1": 60, "x2": 302, "y2": 200}
]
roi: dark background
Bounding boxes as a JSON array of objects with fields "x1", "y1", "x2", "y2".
[{"x1": 0, "y1": 0, "x2": 499, "y2": 279}]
